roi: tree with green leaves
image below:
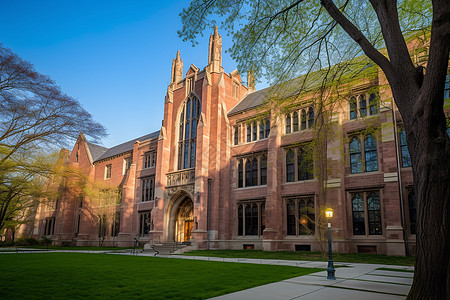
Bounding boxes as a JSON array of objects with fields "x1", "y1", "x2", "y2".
[
  {"x1": 179, "y1": 1, "x2": 449, "y2": 298},
  {"x1": 0, "y1": 45, "x2": 107, "y2": 237}
]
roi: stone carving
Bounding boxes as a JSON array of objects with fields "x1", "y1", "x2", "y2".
[{"x1": 166, "y1": 168, "x2": 195, "y2": 187}]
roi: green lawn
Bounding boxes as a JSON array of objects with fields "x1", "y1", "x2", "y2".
[
  {"x1": 183, "y1": 250, "x2": 415, "y2": 266},
  {"x1": 0, "y1": 253, "x2": 321, "y2": 299}
]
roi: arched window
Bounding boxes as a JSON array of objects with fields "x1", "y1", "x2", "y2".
[
  {"x1": 308, "y1": 107, "x2": 314, "y2": 128},
  {"x1": 285, "y1": 114, "x2": 291, "y2": 134},
  {"x1": 367, "y1": 192, "x2": 382, "y2": 235},
  {"x1": 287, "y1": 200, "x2": 296, "y2": 235},
  {"x1": 364, "y1": 135, "x2": 378, "y2": 172},
  {"x1": 238, "y1": 159, "x2": 243, "y2": 188},
  {"x1": 350, "y1": 97, "x2": 357, "y2": 120},
  {"x1": 245, "y1": 158, "x2": 252, "y2": 187},
  {"x1": 286, "y1": 149, "x2": 295, "y2": 182},
  {"x1": 350, "y1": 137, "x2": 362, "y2": 174},
  {"x1": 178, "y1": 96, "x2": 200, "y2": 170},
  {"x1": 260, "y1": 155, "x2": 267, "y2": 185},
  {"x1": 400, "y1": 130, "x2": 411, "y2": 167},
  {"x1": 408, "y1": 189, "x2": 416, "y2": 234},
  {"x1": 369, "y1": 93, "x2": 378, "y2": 115},
  {"x1": 301, "y1": 109, "x2": 307, "y2": 130},
  {"x1": 293, "y1": 111, "x2": 299, "y2": 132},
  {"x1": 359, "y1": 95, "x2": 367, "y2": 117},
  {"x1": 352, "y1": 193, "x2": 365, "y2": 235}
]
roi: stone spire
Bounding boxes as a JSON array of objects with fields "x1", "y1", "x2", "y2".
[
  {"x1": 171, "y1": 50, "x2": 183, "y2": 84},
  {"x1": 208, "y1": 25, "x2": 222, "y2": 73}
]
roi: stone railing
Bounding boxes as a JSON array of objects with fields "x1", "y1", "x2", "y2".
[{"x1": 166, "y1": 168, "x2": 195, "y2": 187}]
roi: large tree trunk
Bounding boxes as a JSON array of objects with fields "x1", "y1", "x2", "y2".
[{"x1": 321, "y1": 0, "x2": 450, "y2": 298}]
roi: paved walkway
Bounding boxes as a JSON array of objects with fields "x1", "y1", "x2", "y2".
[{"x1": 1, "y1": 249, "x2": 413, "y2": 299}]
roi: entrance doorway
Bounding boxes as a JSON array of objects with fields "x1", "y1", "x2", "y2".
[{"x1": 175, "y1": 198, "x2": 194, "y2": 242}]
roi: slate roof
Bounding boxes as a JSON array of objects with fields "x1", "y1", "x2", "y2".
[
  {"x1": 95, "y1": 131, "x2": 160, "y2": 163},
  {"x1": 228, "y1": 86, "x2": 272, "y2": 116},
  {"x1": 228, "y1": 60, "x2": 377, "y2": 117},
  {"x1": 86, "y1": 142, "x2": 108, "y2": 162}
]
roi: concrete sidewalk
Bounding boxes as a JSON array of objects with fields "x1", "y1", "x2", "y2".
[{"x1": 156, "y1": 254, "x2": 413, "y2": 300}]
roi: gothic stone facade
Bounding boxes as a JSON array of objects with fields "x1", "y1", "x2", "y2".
[{"x1": 32, "y1": 28, "x2": 430, "y2": 255}]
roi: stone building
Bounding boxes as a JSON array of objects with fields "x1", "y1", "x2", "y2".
[{"x1": 32, "y1": 28, "x2": 441, "y2": 256}]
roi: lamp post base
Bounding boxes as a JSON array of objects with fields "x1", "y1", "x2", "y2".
[{"x1": 327, "y1": 259, "x2": 336, "y2": 280}]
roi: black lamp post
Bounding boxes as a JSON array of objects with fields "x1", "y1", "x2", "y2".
[{"x1": 325, "y1": 208, "x2": 336, "y2": 280}]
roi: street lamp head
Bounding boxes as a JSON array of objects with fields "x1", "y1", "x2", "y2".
[{"x1": 325, "y1": 208, "x2": 334, "y2": 219}]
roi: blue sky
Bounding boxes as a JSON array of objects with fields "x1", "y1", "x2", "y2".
[{"x1": 1, "y1": 0, "x2": 262, "y2": 148}]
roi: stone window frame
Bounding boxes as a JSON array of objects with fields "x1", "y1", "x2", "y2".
[
  {"x1": 143, "y1": 151, "x2": 157, "y2": 169},
  {"x1": 177, "y1": 95, "x2": 201, "y2": 170},
  {"x1": 348, "y1": 133, "x2": 379, "y2": 174},
  {"x1": 139, "y1": 210, "x2": 151, "y2": 237},
  {"x1": 236, "y1": 152, "x2": 268, "y2": 188},
  {"x1": 105, "y1": 164, "x2": 112, "y2": 180},
  {"x1": 43, "y1": 217, "x2": 55, "y2": 236},
  {"x1": 349, "y1": 92, "x2": 379, "y2": 120},
  {"x1": 233, "y1": 118, "x2": 270, "y2": 145},
  {"x1": 111, "y1": 211, "x2": 120, "y2": 237},
  {"x1": 237, "y1": 199, "x2": 266, "y2": 237},
  {"x1": 141, "y1": 176, "x2": 155, "y2": 202},
  {"x1": 349, "y1": 190, "x2": 382, "y2": 236},
  {"x1": 284, "y1": 144, "x2": 314, "y2": 183},
  {"x1": 285, "y1": 195, "x2": 316, "y2": 236},
  {"x1": 284, "y1": 106, "x2": 314, "y2": 134},
  {"x1": 122, "y1": 156, "x2": 132, "y2": 175}
]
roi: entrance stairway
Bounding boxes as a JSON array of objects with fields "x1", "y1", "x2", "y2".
[{"x1": 149, "y1": 242, "x2": 191, "y2": 256}]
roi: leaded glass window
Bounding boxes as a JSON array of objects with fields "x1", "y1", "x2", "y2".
[
  {"x1": 350, "y1": 137, "x2": 362, "y2": 174},
  {"x1": 364, "y1": 135, "x2": 378, "y2": 172},
  {"x1": 178, "y1": 96, "x2": 200, "y2": 170},
  {"x1": 286, "y1": 149, "x2": 295, "y2": 182}
]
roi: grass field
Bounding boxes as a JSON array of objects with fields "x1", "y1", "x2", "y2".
[
  {"x1": 0, "y1": 253, "x2": 322, "y2": 299},
  {"x1": 183, "y1": 250, "x2": 415, "y2": 266}
]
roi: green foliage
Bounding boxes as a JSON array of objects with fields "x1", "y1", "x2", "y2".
[
  {"x1": 179, "y1": 0, "x2": 431, "y2": 85},
  {"x1": 0, "y1": 253, "x2": 321, "y2": 299},
  {"x1": 40, "y1": 236, "x2": 53, "y2": 247},
  {"x1": 14, "y1": 237, "x2": 40, "y2": 246}
]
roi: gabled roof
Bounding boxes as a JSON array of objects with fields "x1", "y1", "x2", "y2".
[
  {"x1": 95, "y1": 131, "x2": 160, "y2": 163},
  {"x1": 86, "y1": 142, "x2": 108, "y2": 162}
]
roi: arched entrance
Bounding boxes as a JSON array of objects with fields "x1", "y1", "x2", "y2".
[{"x1": 174, "y1": 197, "x2": 194, "y2": 242}]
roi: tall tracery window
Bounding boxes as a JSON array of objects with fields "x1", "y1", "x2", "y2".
[
  {"x1": 285, "y1": 145, "x2": 313, "y2": 182},
  {"x1": 285, "y1": 107, "x2": 314, "y2": 134},
  {"x1": 351, "y1": 191, "x2": 382, "y2": 235},
  {"x1": 349, "y1": 93, "x2": 378, "y2": 120},
  {"x1": 178, "y1": 96, "x2": 201, "y2": 170},
  {"x1": 286, "y1": 196, "x2": 315, "y2": 236},
  {"x1": 237, "y1": 153, "x2": 268, "y2": 188},
  {"x1": 350, "y1": 134, "x2": 378, "y2": 173},
  {"x1": 237, "y1": 200, "x2": 265, "y2": 236}
]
